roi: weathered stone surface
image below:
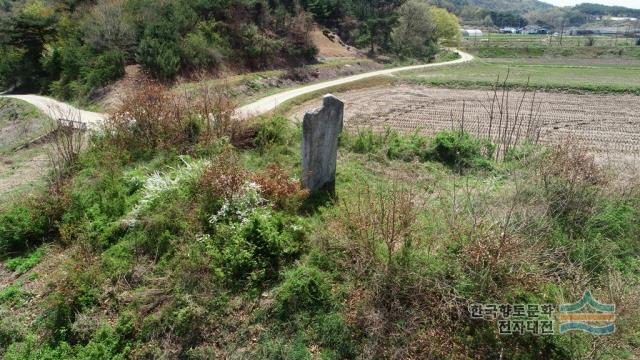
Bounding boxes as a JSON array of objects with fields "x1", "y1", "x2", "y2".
[{"x1": 302, "y1": 94, "x2": 344, "y2": 193}]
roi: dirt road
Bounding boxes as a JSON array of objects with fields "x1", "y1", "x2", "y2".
[
  {"x1": 235, "y1": 50, "x2": 474, "y2": 119},
  {"x1": 0, "y1": 50, "x2": 473, "y2": 125},
  {"x1": 1, "y1": 95, "x2": 106, "y2": 128}
]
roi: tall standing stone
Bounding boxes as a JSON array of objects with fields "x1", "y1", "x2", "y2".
[{"x1": 302, "y1": 94, "x2": 344, "y2": 194}]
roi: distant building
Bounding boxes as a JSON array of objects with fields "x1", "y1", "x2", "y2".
[
  {"x1": 608, "y1": 17, "x2": 638, "y2": 21},
  {"x1": 521, "y1": 25, "x2": 548, "y2": 35},
  {"x1": 568, "y1": 28, "x2": 621, "y2": 36},
  {"x1": 462, "y1": 29, "x2": 483, "y2": 37},
  {"x1": 569, "y1": 29, "x2": 597, "y2": 36},
  {"x1": 500, "y1": 27, "x2": 517, "y2": 34}
]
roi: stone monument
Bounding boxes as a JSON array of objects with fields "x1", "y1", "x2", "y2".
[{"x1": 302, "y1": 94, "x2": 344, "y2": 194}]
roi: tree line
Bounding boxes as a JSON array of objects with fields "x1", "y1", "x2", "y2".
[{"x1": 0, "y1": 0, "x2": 460, "y2": 100}]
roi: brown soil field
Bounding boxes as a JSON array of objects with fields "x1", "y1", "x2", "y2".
[{"x1": 290, "y1": 85, "x2": 640, "y2": 166}]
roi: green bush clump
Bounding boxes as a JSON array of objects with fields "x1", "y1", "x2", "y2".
[
  {"x1": 4, "y1": 325, "x2": 129, "y2": 360},
  {"x1": 59, "y1": 170, "x2": 134, "y2": 250},
  {"x1": 583, "y1": 201, "x2": 640, "y2": 273},
  {"x1": 137, "y1": 30, "x2": 181, "y2": 81},
  {"x1": 0, "y1": 310, "x2": 26, "y2": 356},
  {"x1": 0, "y1": 204, "x2": 51, "y2": 257},
  {"x1": 387, "y1": 131, "x2": 429, "y2": 161},
  {"x1": 273, "y1": 265, "x2": 334, "y2": 317},
  {"x1": 349, "y1": 128, "x2": 386, "y2": 154},
  {"x1": 314, "y1": 313, "x2": 357, "y2": 359},
  {"x1": 429, "y1": 130, "x2": 495, "y2": 168},
  {"x1": 255, "y1": 115, "x2": 295, "y2": 152},
  {"x1": 345, "y1": 129, "x2": 495, "y2": 169},
  {"x1": 44, "y1": 44, "x2": 126, "y2": 100},
  {"x1": 4, "y1": 247, "x2": 45, "y2": 274},
  {"x1": 208, "y1": 209, "x2": 306, "y2": 288}
]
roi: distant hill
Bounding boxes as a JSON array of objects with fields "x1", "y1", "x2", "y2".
[
  {"x1": 432, "y1": 0, "x2": 553, "y2": 14},
  {"x1": 465, "y1": 0, "x2": 553, "y2": 13},
  {"x1": 574, "y1": 3, "x2": 640, "y2": 18}
]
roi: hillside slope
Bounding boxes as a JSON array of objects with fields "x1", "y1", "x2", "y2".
[{"x1": 465, "y1": 0, "x2": 553, "y2": 13}]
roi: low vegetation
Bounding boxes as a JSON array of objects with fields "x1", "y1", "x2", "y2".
[
  {"x1": 399, "y1": 57, "x2": 640, "y2": 94},
  {"x1": 0, "y1": 82, "x2": 638, "y2": 359},
  {"x1": 0, "y1": 98, "x2": 54, "y2": 203}
]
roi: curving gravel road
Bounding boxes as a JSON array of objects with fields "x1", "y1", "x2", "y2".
[
  {"x1": 236, "y1": 49, "x2": 474, "y2": 119},
  {"x1": 1, "y1": 49, "x2": 473, "y2": 125},
  {"x1": 1, "y1": 94, "x2": 106, "y2": 129}
]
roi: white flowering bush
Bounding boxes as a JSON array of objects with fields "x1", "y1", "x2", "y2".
[
  {"x1": 123, "y1": 156, "x2": 209, "y2": 226},
  {"x1": 208, "y1": 182, "x2": 265, "y2": 225}
]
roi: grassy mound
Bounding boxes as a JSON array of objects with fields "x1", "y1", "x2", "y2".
[{"x1": 0, "y1": 85, "x2": 638, "y2": 359}]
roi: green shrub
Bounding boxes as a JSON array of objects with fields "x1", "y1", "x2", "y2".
[
  {"x1": 4, "y1": 247, "x2": 45, "y2": 274},
  {"x1": 314, "y1": 313, "x2": 357, "y2": 358},
  {"x1": 137, "y1": 24, "x2": 181, "y2": 80},
  {"x1": 0, "y1": 204, "x2": 51, "y2": 256},
  {"x1": 240, "y1": 24, "x2": 284, "y2": 69},
  {"x1": 208, "y1": 209, "x2": 306, "y2": 288},
  {"x1": 255, "y1": 115, "x2": 295, "y2": 151},
  {"x1": 180, "y1": 22, "x2": 229, "y2": 71},
  {"x1": 585, "y1": 201, "x2": 640, "y2": 273},
  {"x1": 137, "y1": 38, "x2": 180, "y2": 80},
  {"x1": 429, "y1": 130, "x2": 494, "y2": 169},
  {"x1": 0, "y1": 309, "x2": 26, "y2": 356},
  {"x1": 387, "y1": 131, "x2": 429, "y2": 161},
  {"x1": 0, "y1": 46, "x2": 25, "y2": 90},
  {"x1": 273, "y1": 265, "x2": 333, "y2": 317},
  {"x1": 348, "y1": 128, "x2": 386, "y2": 154},
  {"x1": 4, "y1": 325, "x2": 128, "y2": 360},
  {"x1": 0, "y1": 282, "x2": 31, "y2": 307},
  {"x1": 4, "y1": 335, "x2": 74, "y2": 360},
  {"x1": 84, "y1": 49, "x2": 126, "y2": 89},
  {"x1": 60, "y1": 170, "x2": 132, "y2": 249}
]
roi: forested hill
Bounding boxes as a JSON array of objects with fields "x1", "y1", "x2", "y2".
[
  {"x1": 0, "y1": 0, "x2": 319, "y2": 97},
  {"x1": 0, "y1": 0, "x2": 460, "y2": 101},
  {"x1": 430, "y1": 0, "x2": 640, "y2": 30},
  {"x1": 434, "y1": 0, "x2": 553, "y2": 14},
  {"x1": 575, "y1": 3, "x2": 640, "y2": 18}
]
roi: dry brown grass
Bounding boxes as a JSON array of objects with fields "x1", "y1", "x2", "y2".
[
  {"x1": 334, "y1": 185, "x2": 418, "y2": 275},
  {"x1": 539, "y1": 140, "x2": 608, "y2": 225},
  {"x1": 327, "y1": 185, "x2": 469, "y2": 359}
]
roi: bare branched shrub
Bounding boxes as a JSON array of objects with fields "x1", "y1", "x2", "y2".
[
  {"x1": 464, "y1": 71, "x2": 543, "y2": 161},
  {"x1": 198, "y1": 151, "x2": 247, "y2": 202},
  {"x1": 327, "y1": 186, "x2": 468, "y2": 358},
  {"x1": 47, "y1": 109, "x2": 87, "y2": 184},
  {"x1": 336, "y1": 185, "x2": 418, "y2": 275},
  {"x1": 105, "y1": 81, "x2": 237, "y2": 155},
  {"x1": 541, "y1": 140, "x2": 606, "y2": 187},
  {"x1": 252, "y1": 164, "x2": 309, "y2": 209}
]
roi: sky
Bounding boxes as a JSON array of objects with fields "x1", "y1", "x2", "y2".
[{"x1": 539, "y1": 0, "x2": 640, "y2": 8}]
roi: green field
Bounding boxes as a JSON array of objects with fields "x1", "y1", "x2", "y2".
[
  {"x1": 463, "y1": 34, "x2": 638, "y2": 48},
  {"x1": 462, "y1": 34, "x2": 640, "y2": 59},
  {"x1": 398, "y1": 58, "x2": 640, "y2": 94}
]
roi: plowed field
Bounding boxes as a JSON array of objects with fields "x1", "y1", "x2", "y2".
[{"x1": 291, "y1": 85, "x2": 640, "y2": 165}]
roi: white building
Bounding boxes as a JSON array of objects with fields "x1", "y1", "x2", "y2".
[{"x1": 462, "y1": 29, "x2": 483, "y2": 37}]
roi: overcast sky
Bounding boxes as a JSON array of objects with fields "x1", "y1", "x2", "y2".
[{"x1": 539, "y1": 0, "x2": 640, "y2": 9}]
